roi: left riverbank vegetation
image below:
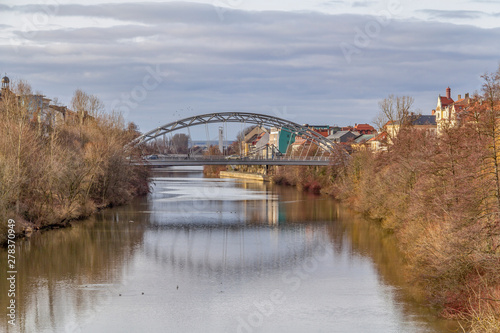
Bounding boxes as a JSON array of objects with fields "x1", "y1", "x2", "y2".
[
  {"x1": 267, "y1": 66, "x2": 500, "y2": 331},
  {"x1": 0, "y1": 79, "x2": 150, "y2": 245}
]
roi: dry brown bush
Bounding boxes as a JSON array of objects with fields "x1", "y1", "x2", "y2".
[{"x1": 0, "y1": 82, "x2": 149, "y2": 244}]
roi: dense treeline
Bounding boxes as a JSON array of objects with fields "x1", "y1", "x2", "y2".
[
  {"x1": 273, "y1": 67, "x2": 500, "y2": 331},
  {"x1": 0, "y1": 80, "x2": 150, "y2": 245}
]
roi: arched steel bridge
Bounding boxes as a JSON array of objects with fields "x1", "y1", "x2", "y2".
[{"x1": 128, "y1": 112, "x2": 347, "y2": 166}]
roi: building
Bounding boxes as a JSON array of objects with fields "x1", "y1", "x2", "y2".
[
  {"x1": 385, "y1": 114, "x2": 437, "y2": 139},
  {"x1": 301, "y1": 125, "x2": 332, "y2": 137},
  {"x1": 351, "y1": 134, "x2": 376, "y2": 151},
  {"x1": 432, "y1": 87, "x2": 472, "y2": 134},
  {"x1": 411, "y1": 115, "x2": 437, "y2": 134},
  {"x1": 326, "y1": 130, "x2": 361, "y2": 144},
  {"x1": 253, "y1": 131, "x2": 271, "y2": 158},
  {"x1": 291, "y1": 125, "x2": 332, "y2": 154},
  {"x1": 0, "y1": 75, "x2": 52, "y2": 124},
  {"x1": 0, "y1": 75, "x2": 10, "y2": 100},
  {"x1": 269, "y1": 127, "x2": 295, "y2": 155},
  {"x1": 30, "y1": 94, "x2": 53, "y2": 124},
  {"x1": 367, "y1": 132, "x2": 388, "y2": 152},
  {"x1": 0, "y1": 74, "x2": 85, "y2": 129},
  {"x1": 353, "y1": 123, "x2": 376, "y2": 134},
  {"x1": 242, "y1": 126, "x2": 268, "y2": 156}
]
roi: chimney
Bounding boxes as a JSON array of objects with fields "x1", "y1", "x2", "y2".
[
  {"x1": 432, "y1": 109, "x2": 435, "y2": 115},
  {"x1": 446, "y1": 87, "x2": 451, "y2": 99},
  {"x1": 465, "y1": 93, "x2": 469, "y2": 99},
  {"x1": 458, "y1": 94, "x2": 461, "y2": 100}
]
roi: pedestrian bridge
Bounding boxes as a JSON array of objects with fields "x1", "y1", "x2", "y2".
[
  {"x1": 143, "y1": 155, "x2": 333, "y2": 167},
  {"x1": 128, "y1": 112, "x2": 348, "y2": 167}
]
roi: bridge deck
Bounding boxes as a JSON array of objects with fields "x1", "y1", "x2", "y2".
[{"x1": 141, "y1": 157, "x2": 333, "y2": 167}]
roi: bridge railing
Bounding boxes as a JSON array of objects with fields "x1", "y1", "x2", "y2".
[{"x1": 144, "y1": 155, "x2": 333, "y2": 162}]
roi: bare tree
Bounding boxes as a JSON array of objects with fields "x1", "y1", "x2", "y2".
[
  {"x1": 475, "y1": 65, "x2": 500, "y2": 212},
  {"x1": 374, "y1": 94, "x2": 416, "y2": 140},
  {"x1": 170, "y1": 133, "x2": 189, "y2": 154},
  {"x1": 71, "y1": 89, "x2": 104, "y2": 126}
]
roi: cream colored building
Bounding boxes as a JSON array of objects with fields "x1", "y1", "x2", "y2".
[{"x1": 433, "y1": 87, "x2": 471, "y2": 134}]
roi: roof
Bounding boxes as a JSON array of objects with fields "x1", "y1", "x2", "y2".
[
  {"x1": 440, "y1": 96, "x2": 454, "y2": 107},
  {"x1": 303, "y1": 125, "x2": 330, "y2": 129},
  {"x1": 453, "y1": 96, "x2": 471, "y2": 109},
  {"x1": 327, "y1": 131, "x2": 360, "y2": 140},
  {"x1": 354, "y1": 123, "x2": 375, "y2": 131},
  {"x1": 255, "y1": 132, "x2": 269, "y2": 148},
  {"x1": 353, "y1": 134, "x2": 375, "y2": 143},
  {"x1": 412, "y1": 115, "x2": 436, "y2": 126},
  {"x1": 368, "y1": 131, "x2": 387, "y2": 142},
  {"x1": 386, "y1": 115, "x2": 436, "y2": 127},
  {"x1": 246, "y1": 133, "x2": 259, "y2": 144}
]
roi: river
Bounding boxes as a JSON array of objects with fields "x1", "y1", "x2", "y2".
[{"x1": 0, "y1": 167, "x2": 458, "y2": 333}]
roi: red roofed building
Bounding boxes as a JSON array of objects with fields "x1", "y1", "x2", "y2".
[
  {"x1": 433, "y1": 87, "x2": 472, "y2": 134},
  {"x1": 367, "y1": 131, "x2": 388, "y2": 152},
  {"x1": 438, "y1": 87, "x2": 454, "y2": 108},
  {"x1": 353, "y1": 123, "x2": 376, "y2": 134}
]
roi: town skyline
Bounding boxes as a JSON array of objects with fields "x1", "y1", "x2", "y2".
[{"x1": 1, "y1": 1, "x2": 499, "y2": 133}]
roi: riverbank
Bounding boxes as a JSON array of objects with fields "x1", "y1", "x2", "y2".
[
  {"x1": 268, "y1": 134, "x2": 500, "y2": 331},
  {"x1": 0, "y1": 82, "x2": 150, "y2": 246},
  {"x1": 269, "y1": 68, "x2": 500, "y2": 332}
]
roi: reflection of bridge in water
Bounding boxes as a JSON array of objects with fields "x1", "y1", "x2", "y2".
[
  {"x1": 128, "y1": 112, "x2": 348, "y2": 167},
  {"x1": 144, "y1": 174, "x2": 335, "y2": 275},
  {"x1": 144, "y1": 224, "x2": 331, "y2": 275}
]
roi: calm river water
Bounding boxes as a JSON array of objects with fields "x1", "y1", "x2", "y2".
[{"x1": 0, "y1": 168, "x2": 458, "y2": 333}]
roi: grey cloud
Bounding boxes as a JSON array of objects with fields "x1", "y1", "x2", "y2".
[
  {"x1": 321, "y1": 1, "x2": 346, "y2": 6},
  {"x1": 351, "y1": 1, "x2": 376, "y2": 8},
  {"x1": 418, "y1": 9, "x2": 486, "y2": 20},
  {"x1": 13, "y1": 24, "x2": 160, "y2": 44},
  {"x1": 9, "y1": 2, "x2": 246, "y2": 25},
  {"x1": 2, "y1": 2, "x2": 499, "y2": 131}
]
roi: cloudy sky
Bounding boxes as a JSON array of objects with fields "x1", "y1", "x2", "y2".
[{"x1": 1, "y1": 0, "x2": 499, "y2": 136}]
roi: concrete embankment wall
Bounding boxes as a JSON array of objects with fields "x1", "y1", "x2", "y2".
[{"x1": 219, "y1": 171, "x2": 268, "y2": 182}]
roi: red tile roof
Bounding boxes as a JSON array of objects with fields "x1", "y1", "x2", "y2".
[
  {"x1": 368, "y1": 131, "x2": 387, "y2": 142},
  {"x1": 354, "y1": 124, "x2": 374, "y2": 130},
  {"x1": 440, "y1": 96, "x2": 454, "y2": 107},
  {"x1": 453, "y1": 97, "x2": 470, "y2": 107}
]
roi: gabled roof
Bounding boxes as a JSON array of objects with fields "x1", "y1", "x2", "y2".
[
  {"x1": 353, "y1": 134, "x2": 375, "y2": 143},
  {"x1": 327, "y1": 131, "x2": 360, "y2": 140},
  {"x1": 440, "y1": 96, "x2": 454, "y2": 107},
  {"x1": 412, "y1": 115, "x2": 436, "y2": 126},
  {"x1": 246, "y1": 133, "x2": 259, "y2": 144}
]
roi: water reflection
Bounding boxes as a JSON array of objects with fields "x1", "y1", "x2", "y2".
[
  {"x1": 0, "y1": 168, "x2": 457, "y2": 333},
  {"x1": 0, "y1": 207, "x2": 147, "y2": 333}
]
